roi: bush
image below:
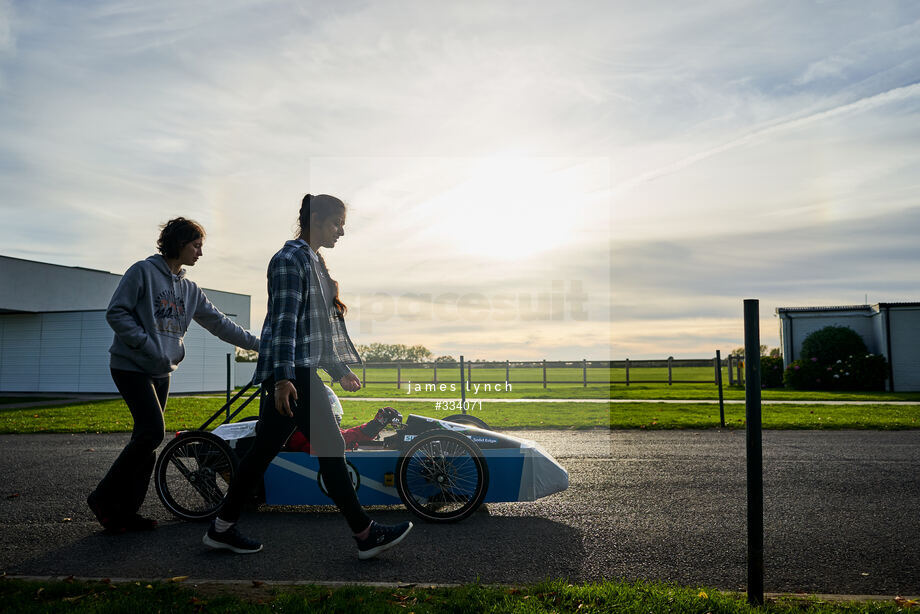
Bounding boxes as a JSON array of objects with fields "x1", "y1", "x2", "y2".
[
  {"x1": 784, "y1": 354, "x2": 888, "y2": 391},
  {"x1": 760, "y1": 356, "x2": 784, "y2": 388},
  {"x1": 800, "y1": 325, "x2": 868, "y2": 364},
  {"x1": 783, "y1": 357, "x2": 825, "y2": 389},
  {"x1": 784, "y1": 326, "x2": 887, "y2": 391}
]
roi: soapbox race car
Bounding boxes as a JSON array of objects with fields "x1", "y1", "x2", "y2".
[{"x1": 153, "y1": 383, "x2": 568, "y2": 524}]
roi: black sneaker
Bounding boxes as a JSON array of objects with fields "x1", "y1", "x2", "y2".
[
  {"x1": 202, "y1": 520, "x2": 263, "y2": 554},
  {"x1": 124, "y1": 514, "x2": 158, "y2": 531},
  {"x1": 355, "y1": 521, "x2": 413, "y2": 560},
  {"x1": 87, "y1": 492, "x2": 125, "y2": 533}
]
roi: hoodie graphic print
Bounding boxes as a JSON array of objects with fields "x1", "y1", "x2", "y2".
[{"x1": 153, "y1": 289, "x2": 186, "y2": 336}]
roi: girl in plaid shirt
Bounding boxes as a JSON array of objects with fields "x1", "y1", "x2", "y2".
[{"x1": 204, "y1": 194, "x2": 412, "y2": 559}]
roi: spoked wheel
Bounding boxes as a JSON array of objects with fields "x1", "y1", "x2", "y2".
[
  {"x1": 443, "y1": 414, "x2": 491, "y2": 430},
  {"x1": 395, "y1": 429, "x2": 489, "y2": 523},
  {"x1": 154, "y1": 431, "x2": 238, "y2": 521}
]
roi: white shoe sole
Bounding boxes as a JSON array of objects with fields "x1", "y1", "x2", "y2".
[
  {"x1": 357, "y1": 522, "x2": 413, "y2": 560},
  {"x1": 203, "y1": 532, "x2": 263, "y2": 554}
]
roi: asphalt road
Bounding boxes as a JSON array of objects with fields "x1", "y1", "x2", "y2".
[{"x1": 1, "y1": 429, "x2": 918, "y2": 595}]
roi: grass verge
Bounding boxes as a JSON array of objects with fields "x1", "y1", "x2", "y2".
[
  {"x1": 335, "y1": 382, "x2": 920, "y2": 402},
  {"x1": 2, "y1": 396, "x2": 919, "y2": 433},
  {"x1": 0, "y1": 398, "x2": 610, "y2": 434},
  {"x1": 0, "y1": 577, "x2": 914, "y2": 614},
  {"x1": 336, "y1": 382, "x2": 613, "y2": 399},
  {"x1": 0, "y1": 396, "x2": 65, "y2": 405},
  {"x1": 609, "y1": 403, "x2": 920, "y2": 430},
  {"x1": 604, "y1": 384, "x2": 920, "y2": 402}
]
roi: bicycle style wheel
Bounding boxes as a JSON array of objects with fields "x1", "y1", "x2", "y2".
[
  {"x1": 395, "y1": 429, "x2": 489, "y2": 523},
  {"x1": 154, "y1": 431, "x2": 238, "y2": 521},
  {"x1": 443, "y1": 414, "x2": 491, "y2": 430}
]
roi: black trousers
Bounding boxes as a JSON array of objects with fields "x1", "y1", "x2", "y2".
[
  {"x1": 220, "y1": 367, "x2": 371, "y2": 533},
  {"x1": 91, "y1": 368, "x2": 170, "y2": 520}
]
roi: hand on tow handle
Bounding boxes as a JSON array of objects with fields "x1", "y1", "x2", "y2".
[
  {"x1": 274, "y1": 379, "x2": 297, "y2": 417},
  {"x1": 339, "y1": 372, "x2": 361, "y2": 392}
]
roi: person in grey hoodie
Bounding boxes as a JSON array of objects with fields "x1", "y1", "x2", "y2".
[{"x1": 87, "y1": 217, "x2": 260, "y2": 533}]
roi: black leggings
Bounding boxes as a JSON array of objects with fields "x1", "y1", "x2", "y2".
[
  {"x1": 91, "y1": 368, "x2": 170, "y2": 520},
  {"x1": 220, "y1": 367, "x2": 371, "y2": 533}
]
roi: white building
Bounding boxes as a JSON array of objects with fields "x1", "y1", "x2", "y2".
[
  {"x1": 0, "y1": 255, "x2": 254, "y2": 394},
  {"x1": 776, "y1": 303, "x2": 920, "y2": 392}
]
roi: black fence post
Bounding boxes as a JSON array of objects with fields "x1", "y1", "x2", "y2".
[
  {"x1": 667, "y1": 356, "x2": 673, "y2": 385},
  {"x1": 744, "y1": 299, "x2": 764, "y2": 606},
  {"x1": 362, "y1": 362, "x2": 366, "y2": 387},
  {"x1": 542, "y1": 359, "x2": 547, "y2": 389},
  {"x1": 460, "y1": 356, "x2": 466, "y2": 412},
  {"x1": 397, "y1": 364, "x2": 401, "y2": 390},
  {"x1": 506, "y1": 360, "x2": 510, "y2": 386},
  {"x1": 583, "y1": 358, "x2": 588, "y2": 387},
  {"x1": 728, "y1": 354, "x2": 734, "y2": 386},
  {"x1": 226, "y1": 353, "x2": 232, "y2": 422},
  {"x1": 625, "y1": 358, "x2": 630, "y2": 386},
  {"x1": 716, "y1": 350, "x2": 725, "y2": 428},
  {"x1": 433, "y1": 362, "x2": 438, "y2": 385}
]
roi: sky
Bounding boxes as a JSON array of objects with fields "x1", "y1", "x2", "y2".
[{"x1": 1, "y1": 1, "x2": 919, "y2": 360}]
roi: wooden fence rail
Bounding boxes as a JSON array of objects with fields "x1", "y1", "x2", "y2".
[{"x1": 312, "y1": 354, "x2": 746, "y2": 388}]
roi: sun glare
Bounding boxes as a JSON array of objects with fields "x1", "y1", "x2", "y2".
[{"x1": 420, "y1": 156, "x2": 609, "y2": 260}]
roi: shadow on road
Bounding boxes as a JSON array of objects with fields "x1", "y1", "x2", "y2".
[{"x1": 12, "y1": 508, "x2": 585, "y2": 585}]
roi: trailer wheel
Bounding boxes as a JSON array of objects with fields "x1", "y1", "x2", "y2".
[
  {"x1": 395, "y1": 429, "x2": 488, "y2": 522},
  {"x1": 443, "y1": 414, "x2": 491, "y2": 430},
  {"x1": 155, "y1": 431, "x2": 238, "y2": 521}
]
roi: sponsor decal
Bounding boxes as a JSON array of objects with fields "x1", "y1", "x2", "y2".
[{"x1": 469, "y1": 436, "x2": 499, "y2": 444}]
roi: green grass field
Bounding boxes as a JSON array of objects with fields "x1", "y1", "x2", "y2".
[
  {"x1": 352, "y1": 365, "x2": 613, "y2": 386},
  {"x1": 0, "y1": 396, "x2": 64, "y2": 405},
  {"x1": 609, "y1": 402, "x2": 920, "y2": 430},
  {"x1": 326, "y1": 366, "x2": 920, "y2": 401},
  {"x1": 335, "y1": 380, "x2": 920, "y2": 402},
  {"x1": 0, "y1": 577, "x2": 912, "y2": 614},
  {"x1": 3, "y1": 365, "x2": 919, "y2": 433},
  {"x1": 337, "y1": 382, "x2": 614, "y2": 399},
  {"x1": 352, "y1": 365, "x2": 748, "y2": 387},
  {"x1": 3, "y1": 394, "x2": 919, "y2": 433},
  {"x1": 0, "y1": 397, "x2": 610, "y2": 433}
]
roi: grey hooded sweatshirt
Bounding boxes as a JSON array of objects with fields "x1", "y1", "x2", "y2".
[{"x1": 107, "y1": 255, "x2": 259, "y2": 376}]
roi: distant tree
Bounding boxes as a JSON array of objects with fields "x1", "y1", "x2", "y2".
[
  {"x1": 235, "y1": 348, "x2": 258, "y2": 362},
  {"x1": 434, "y1": 355, "x2": 456, "y2": 363},
  {"x1": 356, "y1": 343, "x2": 397, "y2": 362},
  {"x1": 404, "y1": 345, "x2": 433, "y2": 362},
  {"x1": 356, "y1": 343, "x2": 433, "y2": 362},
  {"x1": 730, "y1": 345, "x2": 769, "y2": 358},
  {"x1": 768, "y1": 347, "x2": 782, "y2": 358}
]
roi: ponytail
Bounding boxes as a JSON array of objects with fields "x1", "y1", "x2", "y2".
[{"x1": 298, "y1": 194, "x2": 348, "y2": 316}]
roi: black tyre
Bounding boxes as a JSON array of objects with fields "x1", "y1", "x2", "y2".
[
  {"x1": 443, "y1": 414, "x2": 491, "y2": 430},
  {"x1": 395, "y1": 429, "x2": 489, "y2": 523},
  {"x1": 154, "y1": 431, "x2": 238, "y2": 521}
]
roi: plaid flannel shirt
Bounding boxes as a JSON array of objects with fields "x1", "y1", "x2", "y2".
[{"x1": 253, "y1": 239, "x2": 360, "y2": 385}]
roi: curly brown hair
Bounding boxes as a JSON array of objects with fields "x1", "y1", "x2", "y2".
[{"x1": 157, "y1": 217, "x2": 206, "y2": 259}]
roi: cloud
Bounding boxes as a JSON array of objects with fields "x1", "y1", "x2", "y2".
[
  {"x1": 613, "y1": 81, "x2": 920, "y2": 197},
  {"x1": 2, "y1": 2, "x2": 920, "y2": 361},
  {"x1": 0, "y1": 0, "x2": 15, "y2": 89},
  {"x1": 608, "y1": 206, "x2": 920, "y2": 355}
]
